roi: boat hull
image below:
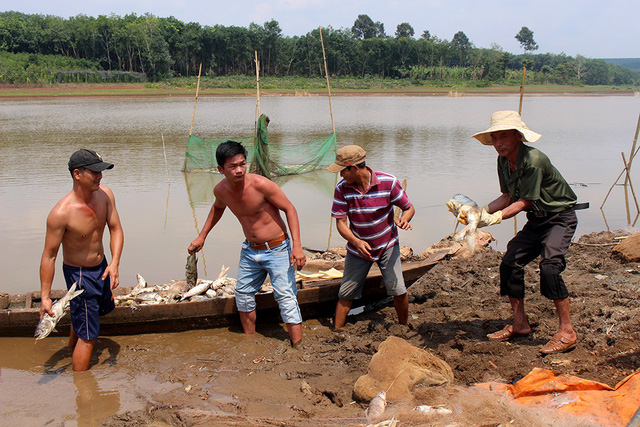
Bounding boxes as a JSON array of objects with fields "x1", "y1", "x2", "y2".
[{"x1": 0, "y1": 258, "x2": 437, "y2": 337}]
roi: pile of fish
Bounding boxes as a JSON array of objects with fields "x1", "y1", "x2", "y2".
[{"x1": 114, "y1": 265, "x2": 238, "y2": 307}]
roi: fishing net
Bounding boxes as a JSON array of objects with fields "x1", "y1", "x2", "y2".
[{"x1": 182, "y1": 114, "x2": 337, "y2": 179}]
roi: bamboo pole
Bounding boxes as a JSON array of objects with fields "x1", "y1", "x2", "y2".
[
  {"x1": 189, "y1": 63, "x2": 203, "y2": 137},
  {"x1": 622, "y1": 152, "x2": 640, "y2": 214},
  {"x1": 601, "y1": 114, "x2": 640, "y2": 209},
  {"x1": 161, "y1": 133, "x2": 170, "y2": 185},
  {"x1": 162, "y1": 133, "x2": 171, "y2": 231},
  {"x1": 255, "y1": 51, "x2": 261, "y2": 118},
  {"x1": 183, "y1": 63, "x2": 203, "y2": 172},
  {"x1": 319, "y1": 26, "x2": 336, "y2": 134},
  {"x1": 518, "y1": 66, "x2": 527, "y2": 115},
  {"x1": 513, "y1": 66, "x2": 527, "y2": 235},
  {"x1": 319, "y1": 26, "x2": 339, "y2": 250},
  {"x1": 624, "y1": 113, "x2": 640, "y2": 186}
]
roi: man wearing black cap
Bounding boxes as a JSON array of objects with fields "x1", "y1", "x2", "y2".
[{"x1": 39, "y1": 149, "x2": 124, "y2": 371}]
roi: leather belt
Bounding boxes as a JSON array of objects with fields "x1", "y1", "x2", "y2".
[
  {"x1": 248, "y1": 234, "x2": 287, "y2": 250},
  {"x1": 530, "y1": 202, "x2": 589, "y2": 218}
]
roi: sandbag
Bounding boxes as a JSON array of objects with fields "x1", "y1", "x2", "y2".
[{"x1": 353, "y1": 336, "x2": 453, "y2": 402}]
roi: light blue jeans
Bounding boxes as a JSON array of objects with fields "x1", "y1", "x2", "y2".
[{"x1": 235, "y1": 239, "x2": 302, "y2": 325}]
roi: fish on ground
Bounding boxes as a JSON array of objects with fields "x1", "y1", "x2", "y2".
[
  {"x1": 34, "y1": 282, "x2": 84, "y2": 341},
  {"x1": 365, "y1": 390, "x2": 387, "y2": 422}
]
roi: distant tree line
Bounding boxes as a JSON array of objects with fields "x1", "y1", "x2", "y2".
[{"x1": 0, "y1": 11, "x2": 638, "y2": 85}]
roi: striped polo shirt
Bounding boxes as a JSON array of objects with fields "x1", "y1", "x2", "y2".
[{"x1": 331, "y1": 167, "x2": 412, "y2": 261}]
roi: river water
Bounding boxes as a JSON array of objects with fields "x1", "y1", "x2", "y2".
[
  {"x1": 1, "y1": 95, "x2": 639, "y2": 295},
  {"x1": 1, "y1": 94, "x2": 639, "y2": 424}
]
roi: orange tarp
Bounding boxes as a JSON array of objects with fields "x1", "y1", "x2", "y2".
[{"x1": 477, "y1": 368, "x2": 640, "y2": 426}]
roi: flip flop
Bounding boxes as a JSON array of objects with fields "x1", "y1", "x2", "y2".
[
  {"x1": 540, "y1": 336, "x2": 577, "y2": 355},
  {"x1": 487, "y1": 325, "x2": 530, "y2": 341}
]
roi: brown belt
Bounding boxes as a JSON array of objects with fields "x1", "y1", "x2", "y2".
[{"x1": 248, "y1": 234, "x2": 288, "y2": 250}]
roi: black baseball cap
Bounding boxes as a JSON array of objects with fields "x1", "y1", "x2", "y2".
[{"x1": 68, "y1": 149, "x2": 114, "y2": 172}]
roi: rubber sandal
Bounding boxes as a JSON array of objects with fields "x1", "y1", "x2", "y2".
[{"x1": 540, "y1": 336, "x2": 577, "y2": 355}]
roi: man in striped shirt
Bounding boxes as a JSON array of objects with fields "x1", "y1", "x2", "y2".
[{"x1": 328, "y1": 145, "x2": 415, "y2": 329}]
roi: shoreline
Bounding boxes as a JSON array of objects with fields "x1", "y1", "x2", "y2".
[{"x1": 1, "y1": 83, "x2": 638, "y2": 99}]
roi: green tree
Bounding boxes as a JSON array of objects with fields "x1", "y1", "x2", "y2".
[
  {"x1": 395, "y1": 22, "x2": 414, "y2": 39},
  {"x1": 451, "y1": 31, "x2": 471, "y2": 66},
  {"x1": 420, "y1": 30, "x2": 431, "y2": 40},
  {"x1": 515, "y1": 26, "x2": 538, "y2": 52},
  {"x1": 351, "y1": 14, "x2": 385, "y2": 39}
]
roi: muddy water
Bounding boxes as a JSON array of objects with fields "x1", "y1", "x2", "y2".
[
  {"x1": 0, "y1": 322, "x2": 319, "y2": 424},
  {"x1": 1, "y1": 95, "x2": 638, "y2": 295}
]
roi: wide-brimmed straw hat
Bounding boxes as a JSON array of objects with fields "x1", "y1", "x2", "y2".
[{"x1": 472, "y1": 110, "x2": 542, "y2": 145}]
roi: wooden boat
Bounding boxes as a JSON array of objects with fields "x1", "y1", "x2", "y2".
[{"x1": 0, "y1": 255, "x2": 443, "y2": 337}]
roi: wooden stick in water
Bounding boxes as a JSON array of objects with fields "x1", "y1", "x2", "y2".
[
  {"x1": 622, "y1": 152, "x2": 640, "y2": 214},
  {"x1": 319, "y1": 26, "x2": 336, "y2": 134},
  {"x1": 189, "y1": 63, "x2": 202, "y2": 137},
  {"x1": 518, "y1": 66, "x2": 527, "y2": 115},
  {"x1": 161, "y1": 133, "x2": 170, "y2": 185},
  {"x1": 601, "y1": 114, "x2": 640, "y2": 209},
  {"x1": 183, "y1": 63, "x2": 203, "y2": 172}
]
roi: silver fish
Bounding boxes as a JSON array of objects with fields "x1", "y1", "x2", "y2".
[
  {"x1": 186, "y1": 252, "x2": 198, "y2": 287},
  {"x1": 180, "y1": 265, "x2": 230, "y2": 301},
  {"x1": 35, "y1": 282, "x2": 84, "y2": 341},
  {"x1": 180, "y1": 280, "x2": 212, "y2": 301},
  {"x1": 365, "y1": 390, "x2": 387, "y2": 422},
  {"x1": 446, "y1": 194, "x2": 483, "y2": 253}
]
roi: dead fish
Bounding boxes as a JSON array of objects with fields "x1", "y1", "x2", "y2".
[
  {"x1": 186, "y1": 252, "x2": 198, "y2": 287},
  {"x1": 35, "y1": 282, "x2": 84, "y2": 341},
  {"x1": 181, "y1": 265, "x2": 230, "y2": 301},
  {"x1": 131, "y1": 273, "x2": 148, "y2": 295},
  {"x1": 365, "y1": 391, "x2": 387, "y2": 422},
  {"x1": 446, "y1": 194, "x2": 483, "y2": 253},
  {"x1": 180, "y1": 280, "x2": 213, "y2": 301}
]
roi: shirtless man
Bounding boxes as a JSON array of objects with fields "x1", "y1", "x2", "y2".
[
  {"x1": 40, "y1": 149, "x2": 124, "y2": 371},
  {"x1": 188, "y1": 140, "x2": 306, "y2": 347}
]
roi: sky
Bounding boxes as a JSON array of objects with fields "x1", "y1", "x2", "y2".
[{"x1": 3, "y1": 0, "x2": 639, "y2": 59}]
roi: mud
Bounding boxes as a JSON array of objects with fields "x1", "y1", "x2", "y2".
[{"x1": 28, "y1": 230, "x2": 640, "y2": 426}]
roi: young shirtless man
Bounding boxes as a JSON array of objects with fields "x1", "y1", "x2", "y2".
[
  {"x1": 188, "y1": 140, "x2": 306, "y2": 347},
  {"x1": 40, "y1": 149, "x2": 124, "y2": 371}
]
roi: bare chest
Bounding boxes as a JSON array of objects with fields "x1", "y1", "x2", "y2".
[{"x1": 65, "y1": 203, "x2": 107, "y2": 239}]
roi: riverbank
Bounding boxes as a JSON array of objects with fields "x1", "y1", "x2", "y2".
[
  {"x1": 1, "y1": 82, "x2": 639, "y2": 98},
  {"x1": 79, "y1": 230, "x2": 640, "y2": 425}
]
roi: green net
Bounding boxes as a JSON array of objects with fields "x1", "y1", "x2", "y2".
[{"x1": 182, "y1": 114, "x2": 337, "y2": 179}]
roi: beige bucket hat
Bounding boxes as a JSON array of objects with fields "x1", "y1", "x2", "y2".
[
  {"x1": 327, "y1": 145, "x2": 366, "y2": 172},
  {"x1": 472, "y1": 110, "x2": 542, "y2": 145}
]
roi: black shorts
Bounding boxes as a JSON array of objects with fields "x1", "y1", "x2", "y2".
[{"x1": 63, "y1": 258, "x2": 115, "y2": 340}]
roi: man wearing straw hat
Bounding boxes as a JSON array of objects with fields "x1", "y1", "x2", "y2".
[
  {"x1": 469, "y1": 111, "x2": 579, "y2": 355},
  {"x1": 327, "y1": 145, "x2": 415, "y2": 329}
]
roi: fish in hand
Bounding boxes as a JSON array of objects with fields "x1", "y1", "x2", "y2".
[{"x1": 35, "y1": 282, "x2": 84, "y2": 341}]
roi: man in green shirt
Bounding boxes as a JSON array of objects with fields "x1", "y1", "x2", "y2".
[{"x1": 470, "y1": 110, "x2": 579, "y2": 355}]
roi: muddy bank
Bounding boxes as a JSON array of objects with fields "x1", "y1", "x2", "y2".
[
  {"x1": 95, "y1": 230, "x2": 639, "y2": 426},
  {"x1": 1, "y1": 83, "x2": 638, "y2": 99}
]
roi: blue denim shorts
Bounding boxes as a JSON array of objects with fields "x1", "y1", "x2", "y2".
[
  {"x1": 235, "y1": 239, "x2": 302, "y2": 325},
  {"x1": 338, "y1": 243, "x2": 406, "y2": 300},
  {"x1": 62, "y1": 258, "x2": 115, "y2": 341}
]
